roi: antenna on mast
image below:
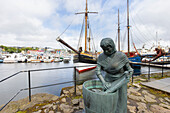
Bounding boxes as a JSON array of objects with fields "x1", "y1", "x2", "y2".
[
  {"x1": 156, "y1": 31, "x2": 158, "y2": 47},
  {"x1": 118, "y1": 9, "x2": 120, "y2": 51}
]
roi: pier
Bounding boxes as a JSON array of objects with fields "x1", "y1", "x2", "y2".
[
  {"x1": 141, "y1": 78, "x2": 170, "y2": 93},
  {"x1": 130, "y1": 61, "x2": 170, "y2": 69}
]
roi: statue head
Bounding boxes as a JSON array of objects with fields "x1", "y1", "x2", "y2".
[{"x1": 100, "y1": 38, "x2": 117, "y2": 56}]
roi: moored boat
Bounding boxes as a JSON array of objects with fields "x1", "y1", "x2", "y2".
[
  {"x1": 142, "y1": 55, "x2": 170, "y2": 65},
  {"x1": 43, "y1": 56, "x2": 54, "y2": 63},
  {"x1": 27, "y1": 55, "x2": 42, "y2": 63},
  {"x1": 0, "y1": 54, "x2": 3, "y2": 63},
  {"x1": 54, "y1": 58, "x2": 63, "y2": 62},
  {"x1": 63, "y1": 56, "x2": 71, "y2": 63},
  {"x1": 74, "y1": 63, "x2": 97, "y2": 84},
  {"x1": 57, "y1": 0, "x2": 97, "y2": 64},
  {"x1": 3, "y1": 54, "x2": 18, "y2": 63}
]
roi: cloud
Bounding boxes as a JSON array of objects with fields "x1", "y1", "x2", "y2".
[
  {"x1": 130, "y1": 0, "x2": 170, "y2": 49},
  {"x1": 0, "y1": 0, "x2": 169, "y2": 52},
  {"x1": 0, "y1": 0, "x2": 60, "y2": 48}
]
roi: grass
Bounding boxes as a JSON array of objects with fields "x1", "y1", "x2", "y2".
[
  {"x1": 148, "y1": 88, "x2": 170, "y2": 98},
  {"x1": 17, "y1": 111, "x2": 27, "y2": 113},
  {"x1": 71, "y1": 95, "x2": 83, "y2": 100}
]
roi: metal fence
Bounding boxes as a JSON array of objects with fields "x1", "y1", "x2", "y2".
[
  {"x1": 0, "y1": 65, "x2": 96, "y2": 111},
  {"x1": 0, "y1": 63, "x2": 169, "y2": 111}
]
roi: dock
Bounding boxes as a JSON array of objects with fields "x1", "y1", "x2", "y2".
[
  {"x1": 141, "y1": 78, "x2": 170, "y2": 93},
  {"x1": 130, "y1": 61, "x2": 170, "y2": 69}
]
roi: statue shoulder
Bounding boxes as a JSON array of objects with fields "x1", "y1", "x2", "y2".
[
  {"x1": 116, "y1": 52, "x2": 128, "y2": 60},
  {"x1": 116, "y1": 51, "x2": 126, "y2": 56},
  {"x1": 97, "y1": 53, "x2": 106, "y2": 61}
]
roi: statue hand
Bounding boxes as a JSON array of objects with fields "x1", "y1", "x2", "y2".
[
  {"x1": 124, "y1": 71, "x2": 129, "y2": 75},
  {"x1": 124, "y1": 71, "x2": 130, "y2": 82},
  {"x1": 103, "y1": 82, "x2": 111, "y2": 91}
]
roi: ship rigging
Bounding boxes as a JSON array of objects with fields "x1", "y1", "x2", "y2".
[{"x1": 57, "y1": 0, "x2": 97, "y2": 64}]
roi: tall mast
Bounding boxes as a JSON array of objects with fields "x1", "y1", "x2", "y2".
[
  {"x1": 89, "y1": 29, "x2": 91, "y2": 51},
  {"x1": 127, "y1": 0, "x2": 130, "y2": 57},
  {"x1": 156, "y1": 31, "x2": 158, "y2": 47},
  {"x1": 85, "y1": 0, "x2": 88, "y2": 52},
  {"x1": 118, "y1": 9, "x2": 120, "y2": 51},
  {"x1": 75, "y1": 0, "x2": 97, "y2": 52}
]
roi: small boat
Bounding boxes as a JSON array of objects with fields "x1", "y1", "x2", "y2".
[
  {"x1": 0, "y1": 59, "x2": 3, "y2": 63},
  {"x1": 54, "y1": 53, "x2": 63, "y2": 62},
  {"x1": 14, "y1": 53, "x2": 27, "y2": 63},
  {"x1": 43, "y1": 56, "x2": 54, "y2": 63},
  {"x1": 30, "y1": 59, "x2": 41, "y2": 63},
  {"x1": 74, "y1": 63, "x2": 97, "y2": 84},
  {"x1": 63, "y1": 56, "x2": 71, "y2": 63},
  {"x1": 3, "y1": 54, "x2": 18, "y2": 63},
  {"x1": 142, "y1": 56, "x2": 170, "y2": 64},
  {"x1": 0, "y1": 54, "x2": 3, "y2": 63},
  {"x1": 140, "y1": 46, "x2": 170, "y2": 64},
  {"x1": 27, "y1": 55, "x2": 41, "y2": 63},
  {"x1": 54, "y1": 57, "x2": 63, "y2": 62}
]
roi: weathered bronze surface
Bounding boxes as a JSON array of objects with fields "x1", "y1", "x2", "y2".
[
  {"x1": 95, "y1": 38, "x2": 133, "y2": 113},
  {"x1": 83, "y1": 80, "x2": 118, "y2": 113}
]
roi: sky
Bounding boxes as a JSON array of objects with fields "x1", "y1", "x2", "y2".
[{"x1": 0, "y1": 0, "x2": 169, "y2": 52}]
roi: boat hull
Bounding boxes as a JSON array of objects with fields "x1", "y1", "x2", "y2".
[
  {"x1": 74, "y1": 63, "x2": 97, "y2": 85},
  {"x1": 148, "y1": 61, "x2": 170, "y2": 65},
  {"x1": 129, "y1": 56, "x2": 141, "y2": 68},
  {"x1": 73, "y1": 54, "x2": 97, "y2": 64},
  {"x1": 0, "y1": 59, "x2": 3, "y2": 63},
  {"x1": 142, "y1": 56, "x2": 170, "y2": 65},
  {"x1": 3, "y1": 59, "x2": 18, "y2": 63},
  {"x1": 128, "y1": 56, "x2": 141, "y2": 75}
]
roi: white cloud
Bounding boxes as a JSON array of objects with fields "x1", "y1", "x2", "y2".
[
  {"x1": 0, "y1": 0, "x2": 59, "y2": 47},
  {"x1": 130, "y1": 0, "x2": 170, "y2": 50},
  {"x1": 0, "y1": 0, "x2": 169, "y2": 52}
]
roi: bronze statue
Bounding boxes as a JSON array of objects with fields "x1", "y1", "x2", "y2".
[{"x1": 96, "y1": 38, "x2": 133, "y2": 113}]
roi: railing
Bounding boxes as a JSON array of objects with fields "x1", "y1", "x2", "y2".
[
  {"x1": 0, "y1": 65, "x2": 96, "y2": 111},
  {"x1": 0, "y1": 62, "x2": 169, "y2": 111},
  {"x1": 130, "y1": 60, "x2": 170, "y2": 82}
]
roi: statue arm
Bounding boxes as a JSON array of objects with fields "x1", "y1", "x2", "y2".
[
  {"x1": 96, "y1": 64, "x2": 111, "y2": 90},
  {"x1": 96, "y1": 64, "x2": 105, "y2": 84},
  {"x1": 124, "y1": 62, "x2": 133, "y2": 82}
]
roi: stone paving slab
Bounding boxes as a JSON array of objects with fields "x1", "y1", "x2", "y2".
[{"x1": 141, "y1": 78, "x2": 170, "y2": 93}]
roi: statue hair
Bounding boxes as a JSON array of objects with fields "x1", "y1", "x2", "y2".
[{"x1": 100, "y1": 38, "x2": 115, "y2": 48}]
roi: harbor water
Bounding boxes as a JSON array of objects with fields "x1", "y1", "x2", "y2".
[
  {"x1": 0, "y1": 61, "x2": 77, "y2": 106},
  {"x1": 0, "y1": 60, "x2": 169, "y2": 106}
]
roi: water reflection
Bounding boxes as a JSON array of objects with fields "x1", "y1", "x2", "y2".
[{"x1": 0, "y1": 62, "x2": 75, "y2": 105}]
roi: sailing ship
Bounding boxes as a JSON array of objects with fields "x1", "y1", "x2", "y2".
[
  {"x1": 57, "y1": 0, "x2": 97, "y2": 64},
  {"x1": 116, "y1": 0, "x2": 141, "y2": 72},
  {"x1": 124, "y1": 0, "x2": 170, "y2": 72}
]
